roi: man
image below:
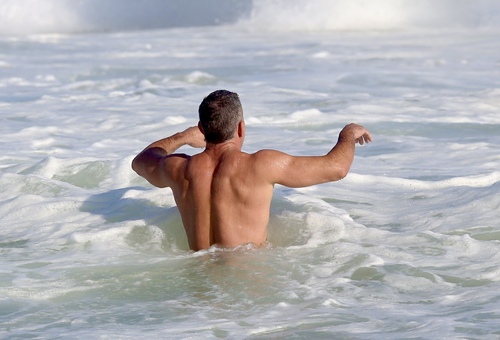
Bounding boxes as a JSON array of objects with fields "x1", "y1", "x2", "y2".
[{"x1": 132, "y1": 90, "x2": 372, "y2": 251}]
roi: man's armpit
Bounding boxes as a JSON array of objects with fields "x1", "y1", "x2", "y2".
[{"x1": 162, "y1": 153, "x2": 190, "y2": 185}]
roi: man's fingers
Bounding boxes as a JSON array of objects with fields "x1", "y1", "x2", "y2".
[
  {"x1": 356, "y1": 133, "x2": 372, "y2": 145},
  {"x1": 365, "y1": 132, "x2": 373, "y2": 143},
  {"x1": 362, "y1": 132, "x2": 372, "y2": 144}
]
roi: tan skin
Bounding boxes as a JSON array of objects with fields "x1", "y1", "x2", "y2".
[{"x1": 132, "y1": 120, "x2": 372, "y2": 251}]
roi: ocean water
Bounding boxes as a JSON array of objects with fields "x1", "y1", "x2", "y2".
[{"x1": 1, "y1": 0, "x2": 500, "y2": 339}]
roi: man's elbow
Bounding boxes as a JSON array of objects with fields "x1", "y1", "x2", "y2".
[
  {"x1": 333, "y1": 166, "x2": 350, "y2": 181},
  {"x1": 131, "y1": 155, "x2": 145, "y2": 177},
  {"x1": 131, "y1": 156, "x2": 139, "y2": 173}
]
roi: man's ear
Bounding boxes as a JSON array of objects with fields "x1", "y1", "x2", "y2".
[
  {"x1": 198, "y1": 121, "x2": 204, "y2": 134},
  {"x1": 237, "y1": 120, "x2": 245, "y2": 138}
]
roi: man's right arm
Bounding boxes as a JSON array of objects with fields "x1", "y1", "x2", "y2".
[
  {"x1": 132, "y1": 126, "x2": 205, "y2": 188},
  {"x1": 258, "y1": 123, "x2": 372, "y2": 188}
]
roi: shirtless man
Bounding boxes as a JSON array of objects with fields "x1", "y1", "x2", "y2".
[{"x1": 132, "y1": 90, "x2": 372, "y2": 251}]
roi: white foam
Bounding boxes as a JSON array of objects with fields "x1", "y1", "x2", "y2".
[
  {"x1": 1, "y1": 11, "x2": 500, "y2": 339},
  {"x1": 245, "y1": 0, "x2": 500, "y2": 32},
  {"x1": 346, "y1": 171, "x2": 500, "y2": 190},
  {"x1": 0, "y1": 0, "x2": 81, "y2": 36},
  {"x1": 184, "y1": 71, "x2": 216, "y2": 84},
  {"x1": 162, "y1": 116, "x2": 188, "y2": 125},
  {"x1": 289, "y1": 108, "x2": 325, "y2": 122},
  {"x1": 1, "y1": 0, "x2": 499, "y2": 36},
  {"x1": 0, "y1": 0, "x2": 252, "y2": 36},
  {"x1": 72, "y1": 225, "x2": 134, "y2": 246}
]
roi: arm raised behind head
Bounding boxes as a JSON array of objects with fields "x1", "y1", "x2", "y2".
[
  {"x1": 131, "y1": 126, "x2": 206, "y2": 188},
  {"x1": 259, "y1": 123, "x2": 372, "y2": 188}
]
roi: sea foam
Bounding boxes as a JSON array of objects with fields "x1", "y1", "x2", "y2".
[
  {"x1": 1, "y1": 0, "x2": 500, "y2": 36},
  {"x1": 1, "y1": 2, "x2": 500, "y2": 338}
]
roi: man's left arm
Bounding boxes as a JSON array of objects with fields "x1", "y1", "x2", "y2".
[
  {"x1": 256, "y1": 123, "x2": 372, "y2": 188},
  {"x1": 132, "y1": 126, "x2": 205, "y2": 188}
]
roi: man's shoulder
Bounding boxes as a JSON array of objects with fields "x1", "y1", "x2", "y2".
[
  {"x1": 252, "y1": 149, "x2": 286, "y2": 159},
  {"x1": 163, "y1": 152, "x2": 192, "y2": 168},
  {"x1": 163, "y1": 152, "x2": 196, "y2": 175},
  {"x1": 248, "y1": 149, "x2": 289, "y2": 168}
]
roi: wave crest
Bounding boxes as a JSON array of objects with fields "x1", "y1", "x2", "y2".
[{"x1": 1, "y1": 0, "x2": 499, "y2": 36}]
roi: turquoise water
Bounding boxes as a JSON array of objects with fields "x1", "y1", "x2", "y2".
[{"x1": 1, "y1": 1, "x2": 500, "y2": 339}]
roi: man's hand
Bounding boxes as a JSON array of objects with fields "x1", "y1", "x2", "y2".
[
  {"x1": 182, "y1": 126, "x2": 206, "y2": 149},
  {"x1": 340, "y1": 123, "x2": 373, "y2": 145}
]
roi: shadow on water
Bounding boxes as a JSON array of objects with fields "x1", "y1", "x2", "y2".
[
  {"x1": 78, "y1": 186, "x2": 328, "y2": 251},
  {"x1": 79, "y1": 186, "x2": 189, "y2": 250},
  {"x1": 80, "y1": 186, "x2": 164, "y2": 223}
]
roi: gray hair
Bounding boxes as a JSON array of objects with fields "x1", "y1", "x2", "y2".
[{"x1": 198, "y1": 90, "x2": 243, "y2": 144}]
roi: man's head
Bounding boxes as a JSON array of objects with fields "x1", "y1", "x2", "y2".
[{"x1": 198, "y1": 90, "x2": 243, "y2": 144}]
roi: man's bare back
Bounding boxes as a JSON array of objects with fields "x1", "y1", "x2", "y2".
[
  {"x1": 177, "y1": 148, "x2": 274, "y2": 250},
  {"x1": 132, "y1": 90, "x2": 372, "y2": 251}
]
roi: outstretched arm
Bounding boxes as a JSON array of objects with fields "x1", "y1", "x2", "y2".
[
  {"x1": 259, "y1": 123, "x2": 372, "y2": 188},
  {"x1": 323, "y1": 123, "x2": 372, "y2": 179},
  {"x1": 131, "y1": 126, "x2": 206, "y2": 188}
]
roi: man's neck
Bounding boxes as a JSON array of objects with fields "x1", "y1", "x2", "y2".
[{"x1": 204, "y1": 139, "x2": 242, "y2": 157}]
